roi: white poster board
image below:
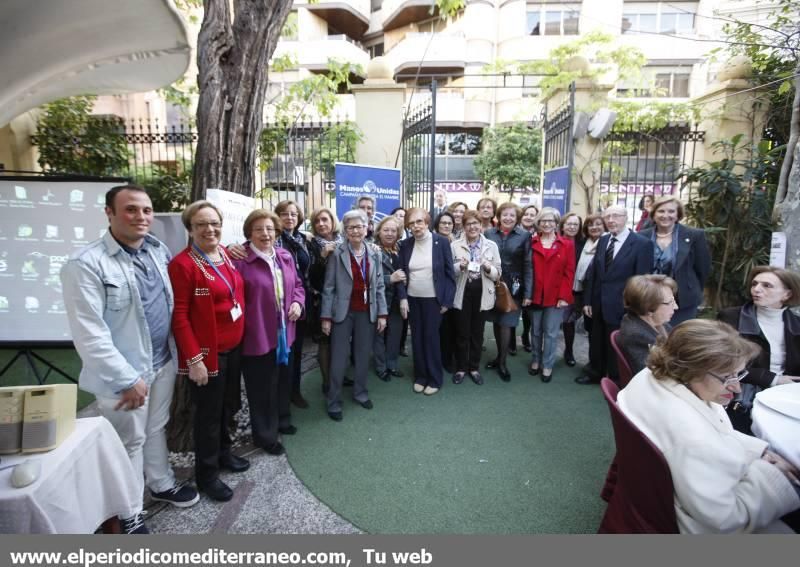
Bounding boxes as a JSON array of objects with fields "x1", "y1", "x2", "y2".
[
  {"x1": 770, "y1": 232, "x2": 787, "y2": 268},
  {"x1": 205, "y1": 189, "x2": 255, "y2": 247}
]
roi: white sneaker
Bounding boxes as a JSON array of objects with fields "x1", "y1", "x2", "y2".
[
  {"x1": 413, "y1": 383, "x2": 424, "y2": 393},
  {"x1": 423, "y1": 386, "x2": 439, "y2": 396}
]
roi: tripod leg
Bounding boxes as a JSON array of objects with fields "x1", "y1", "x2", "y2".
[{"x1": 0, "y1": 350, "x2": 25, "y2": 378}]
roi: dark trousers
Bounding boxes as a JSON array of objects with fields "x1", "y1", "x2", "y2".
[
  {"x1": 409, "y1": 296, "x2": 444, "y2": 388},
  {"x1": 290, "y1": 319, "x2": 306, "y2": 395},
  {"x1": 454, "y1": 279, "x2": 484, "y2": 372},
  {"x1": 374, "y1": 310, "x2": 403, "y2": 373},
  {"x1": 241, "y1": 350, "x2": 291, "y2": 449},
  {"x1": 521, "y1": 306, "x2": 532, "y2": 347},
  {"x1": 585, "y1": 308, "x2": 619, "y2": 381},
  {"x1": 189, "y1": 348, "x2": 240, "y2": 487},
  {"x1": 400, "y1": 318, "x2": 409, "y2": 350},
  {"x1": 670, "y1": 305, "x2": 697, "y2": 326},
  {"x1": 440, "y1": 309, "x2": 457, "y2": 372},
  {"x1": 328, "y1": 311, "x2": 374, "y2": 413}
]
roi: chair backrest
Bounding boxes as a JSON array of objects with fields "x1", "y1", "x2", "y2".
[
  {"x1": 598, "y1": 378, "x2": 679, "y2": 533},
  {"x1": 609, "y1": 330, "x2": 634, "y2": 387}
]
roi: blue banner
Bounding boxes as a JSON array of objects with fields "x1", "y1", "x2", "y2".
[
  {"x1": 334, "y1": 163, "x2": 401, "y2": 224},
  {"x1": 542, "y1": 167, "x2": 570, "y2": 215}
]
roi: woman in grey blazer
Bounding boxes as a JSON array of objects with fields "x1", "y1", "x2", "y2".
[{"x1": 320, "y1": 210, "x2": 388, "y2": 422}]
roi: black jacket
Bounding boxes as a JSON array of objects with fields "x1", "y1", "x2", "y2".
[
  {"x1": 618, "y1": 313, "x2": 671, "y2": 376},
  {"x1": 484, "y1": 226, "x2": 533, "y2": 302},
  {"x1": 639, "y1": 224, "x2": 711, "y2": 312},
  {"x1": 718, "y1": 302, "x2": 800, "y2": 388}
]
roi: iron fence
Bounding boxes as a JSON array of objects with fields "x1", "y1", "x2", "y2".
[
  {"x1": 257, "y1": 119, "x2": 358, "y2": 217},
  {"x1": 598, "y1": 126, "x2": 704, "y2": 227},
  {"x1": 32, "y1": 117, "x2": 359, "y2": 220},
  {"x1": 400, "y1": 82, "x2": 436, "y2": 216}
]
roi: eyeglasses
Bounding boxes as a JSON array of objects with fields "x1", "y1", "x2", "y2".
[
  {"x1": 708, "y1": 369, "x2": 749, "y2": 387},
  {"x1": 438, "y1": 220, "x2": 453, "y2": 226},
  {"x1": 603, "y1": 213, "x2": 626, "y2": 219},
  {"x1": 192, "y1": 221, "x2": 222, "y2": 229},
  {"x1": 661, "y1": 297, "x2": 677, "y2": 306},
  {"x1": 539, "y1": 219, "x2": 556, "y2": 224},
  {"x1": 345, "y1": 225, "x2": 366, "y2": 232},
  {"x1": 279, "y1": 211, "x2": 298, "y2": 218}
]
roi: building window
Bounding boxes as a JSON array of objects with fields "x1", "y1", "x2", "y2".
[
  {"x1": 617, "y1": 66, "x2": 692, "y2": 98},
  {"x1": 527, "y1": 3, "x2": 580, "y2": 36},
  {"x1": 368, "y1": 43, "x2": 384, "y2": 58},
  {"x1": 654, "y1": 71, "x2": 691, "y2": 97},
  {"x1": 622, "y1": 2, "x2": 696, "y2": 35}
]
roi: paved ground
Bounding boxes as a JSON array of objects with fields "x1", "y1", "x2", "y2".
[{"x1": 81, "y1": 324, "x2": 591, "y2": 534}]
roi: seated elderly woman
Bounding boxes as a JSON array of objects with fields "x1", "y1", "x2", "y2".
[
  {"x1": 718, "y1": 266, "x2": 800, "y2": 389},
  {"x1": 618, "y1": 319, "x2": 800, "y2": 533},
  {"x1": 619, "y1": 274, "x2": 678, "y2": 376},
  {"x1": 718, "y1": 266, "x2": 800, "y2": 434}
]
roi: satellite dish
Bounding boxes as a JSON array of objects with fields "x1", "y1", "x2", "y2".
[
  {"x1": 572, "y1": 111, "x2": 590, "y2": 139},
  {"x1": 588, "y1": 108, "x2": 617, "y2": 139}
]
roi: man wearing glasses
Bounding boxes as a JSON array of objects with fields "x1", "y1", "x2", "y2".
[
  {"x1": 357, "y1": 195, "x2": 377, "y2": 243},
  {"x1": 577, "y1": 205, "x2": 653, "y2": 385},
  {"x1": 60, "y1": 185, "x2": 199, "y2": 534}
]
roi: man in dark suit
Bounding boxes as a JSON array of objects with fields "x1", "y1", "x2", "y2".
[
  {"x1": 577, "y1": 205, "x2": 653, "y2": 384},
  {"x1": 432, "y1": 188, "x2": 448, "y2": 221}
]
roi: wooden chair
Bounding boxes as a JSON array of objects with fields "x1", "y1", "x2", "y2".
[
  {"x1": 598, "y1": 378, "x2": 679, "y2": 533},
  {"x1": 609, "y1": 330, "x2": 634, "y2": 387}
]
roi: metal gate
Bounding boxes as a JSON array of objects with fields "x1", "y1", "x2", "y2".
[
  {"x1": 598, "y1": 126, "x2": 704, "y2": 227},
  {"x1": 400, "y1": 80, "x2": 437, "y2": 217},
  {"x1": 541, "y1": 82, "x2": 575, "y2": 213}
]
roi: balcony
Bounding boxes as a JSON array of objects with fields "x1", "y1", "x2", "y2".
[
  {"x1": 273, "y1": 35, "x2": 370, "y2": 72},
  {"x1": 388, "y1": 32, "x2": 466, "y2": 79},
  {"x1": 382, "y1": 0, "x2": 441, "y2": 32},
  {"x1": 298, "y1": 0, "x2": 370, "y2": 39}
]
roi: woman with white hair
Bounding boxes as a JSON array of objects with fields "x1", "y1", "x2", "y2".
[{"x1": 320, "y1": 209, "x2": 387, "y2": 421}]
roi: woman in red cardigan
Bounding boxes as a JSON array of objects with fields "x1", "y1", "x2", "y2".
[
  {"x1": 168, "y1": 200, "x2": 247, "y2": 503},
  {"x1": 528, "y1": 207, "x2": 575, "y2": 382}
]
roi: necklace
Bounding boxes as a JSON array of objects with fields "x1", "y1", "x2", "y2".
[{"x1": 656, "y1": 230, "x2": 673, "y2": 238}]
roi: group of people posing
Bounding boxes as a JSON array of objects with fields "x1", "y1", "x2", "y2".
[{"x1": 60, "y1": 183, "x2": 799, "y2": 534}]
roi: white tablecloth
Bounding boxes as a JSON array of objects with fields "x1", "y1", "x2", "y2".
[
  {"x1": 0, "y1": 417, "x2": 139, "y2": 533},
  {"x1": 752, "y1": 382, "x2": 800, "y2": 470}
]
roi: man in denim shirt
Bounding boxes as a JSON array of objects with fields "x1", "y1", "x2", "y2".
[{"x1": 60, "y1": 185, "x2": 198, "y2": 534}]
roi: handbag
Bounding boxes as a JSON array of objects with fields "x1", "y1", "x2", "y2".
[
  {"x1": 725, "y1": 382, "x2": 760, "y2": 435},
  {"x1": 494, "y1": 280, "x2": 518, "y2": 313}
]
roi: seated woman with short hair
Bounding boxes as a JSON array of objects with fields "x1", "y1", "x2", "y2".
[
  {"x1": 618, "y1": 320, "x2": 800, "y2": 533},
  {"x1": 619, "y1": 274, "x2": 678, "y2": 376}
]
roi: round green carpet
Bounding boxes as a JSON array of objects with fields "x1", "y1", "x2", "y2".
[{"x1": 284, "y1": 335, "x2": 615, "y2": 534}]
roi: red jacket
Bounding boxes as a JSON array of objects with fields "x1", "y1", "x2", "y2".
[
  {"x1": 168, "y1": 246, "x2": 245, "y2": 377},
  {"x1": 531, "y1": 235, "x2": 575, "y2": 307}
]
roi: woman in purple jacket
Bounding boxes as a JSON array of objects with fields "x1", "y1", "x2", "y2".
[{"x1": 234, "y1": 210, "x2": 305, "y2": 456}]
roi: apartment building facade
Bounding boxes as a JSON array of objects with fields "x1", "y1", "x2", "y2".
[{"x1": 273, "y1": 0, "x2": 746, "y2": 192}]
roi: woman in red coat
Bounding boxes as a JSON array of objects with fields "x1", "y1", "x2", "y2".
[
  {"x1": 168, "y1": 200, "x2": 247, "y2": 503},
  {"x1": 528, "y1": 207, "x2": 575, "y2": 382}
]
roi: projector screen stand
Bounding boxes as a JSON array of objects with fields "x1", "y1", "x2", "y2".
[{"x1": 0, "y1": 348, "x2": 77, "y2": 385}]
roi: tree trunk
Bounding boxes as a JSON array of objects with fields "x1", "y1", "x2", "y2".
[
  {"x1": 190, "y1": 0, "x2": 293, "y2": 201},
  {"x1": 776, "y1": 68, "x2": 800, "y2": 274},
  {"x1": 773, "y1": 64, "x2": 800, "y2": 216},
  {"x1": 168, "y1": 0, "x2": 293, "y2": 453}
]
